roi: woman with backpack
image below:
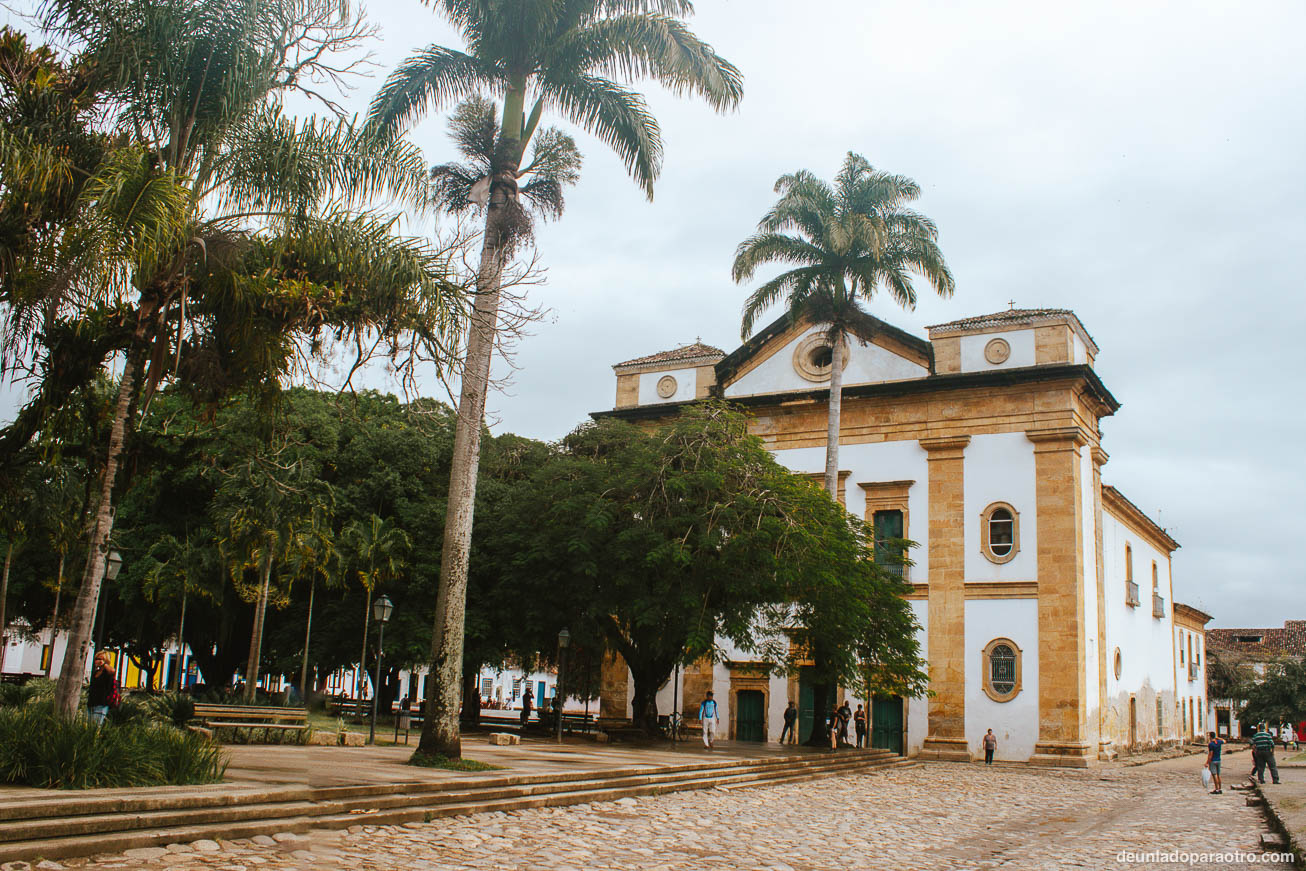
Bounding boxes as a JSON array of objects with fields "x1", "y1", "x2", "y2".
[{"x1": 87, "y1": 652, "x2": 119, "y2": 725}]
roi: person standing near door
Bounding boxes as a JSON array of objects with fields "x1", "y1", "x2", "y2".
[
  {"x1": 779, "y1": 701, "x2": 798, "y2": 745},
  {"x1": 853, "y1": 705, "x2": 867, "y2": 748},
  {"x1": 699, "y1": 691, "x2": 720, "y2": 749},
  {"x1": 982, "y1": 729, "x2": 998, "y2": 765},
  {"x1": 520, "y1": 684, "x2": 534, "y2": 727}
]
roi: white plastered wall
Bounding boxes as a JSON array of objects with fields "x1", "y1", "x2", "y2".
[
  {"x1": 958, "y1": 328, "x2": 1036, "y2": 372},
  {"x1": 1101, "y1": 511, "x2": 1178, "y2": 749},
  {"x1": 637, "y1": 367, "x2": 696, "y2": 405},
  {"x1": 965, "y1": 598, "x2": 1039, "y2": 761},
  {"x1": 906, "y1": 600, "x2": 929, "y2": 755},
  {"x1": 963, "y1": 432, "x2": 1037, "y2": 582},
  {"x1": 725, "y1": 326, "x2": 928, "y2": 399}
]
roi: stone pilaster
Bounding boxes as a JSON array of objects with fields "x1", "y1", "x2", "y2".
[
  {"x1": 1091, "y1": 445, "x2": 1116, "y2": 761},
  {"x1": 1027, "y1": 426, "x2": 1092, "y2": 767},
  {"x1": 918, "y1": 435, "x2": 971, "y2": 762}
]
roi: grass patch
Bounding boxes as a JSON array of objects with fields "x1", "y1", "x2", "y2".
[
  {"x1": 0, "y1": 703, "x2": 228, "y2": 789},
  {"x1": 408, "y1": 751, "x2": 502, "y2": 772}
]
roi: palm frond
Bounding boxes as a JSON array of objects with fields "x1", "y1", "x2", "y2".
[
  {"x1": 541, "y1": 71, "x2": 660, "y2": 198},
  {"x1": 367, "y1": 45, "x2": 503, "y2": 136}
]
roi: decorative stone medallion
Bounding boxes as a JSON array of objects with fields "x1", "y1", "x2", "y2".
[
  {"x1": 984, "y1": 337, "x2": 1011, "y2": 364},
  {"x1": 655, "y1": 375, "x2": 678, "y2": 398},
  {"x1": 792, "y1": 333, "x2": 849, "y2": 383}
]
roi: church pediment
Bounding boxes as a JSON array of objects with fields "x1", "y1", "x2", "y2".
[{"x1": 717, "y1": 314, "x2": 933, "y2": 400}]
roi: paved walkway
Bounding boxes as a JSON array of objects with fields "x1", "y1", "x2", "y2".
[{"x1": 42, "y1": 755, "x2": 1292, "y2": 871}]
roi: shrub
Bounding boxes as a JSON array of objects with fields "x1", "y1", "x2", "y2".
[
  {"x1": 0, "y1": 704, "x2": 227, "y2": 789},
  {"x1": 0, "y1": 678, "x2": 55, "y2": 708}
]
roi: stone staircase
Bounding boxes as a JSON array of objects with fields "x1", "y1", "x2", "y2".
[{"x1": 0, "y1": 749, "x2": 910, "y2": 863}]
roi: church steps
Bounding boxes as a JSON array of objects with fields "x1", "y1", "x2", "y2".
[{"x1": 0, "y1": 750, "x2": 905, "y2": 862}]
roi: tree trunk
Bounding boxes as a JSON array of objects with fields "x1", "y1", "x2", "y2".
[
  {"x1": 242, "y1": 552, "x2": 273, "y2": 702},
  {"x1": 803, "y1": 679, "x2": 834, "y2": 747},
  {"x1": 823, "y1": 331, "x2": 845, "y2": 497},
  {"x1": 54, "y1": 314, "x2": 153, "y2": 718},
  {"x1": 171, "y1": 584, "x2": 187, "y2": 691},
  {"x1": 44, "y1": 552, "x2": 65, "y2": 679},
  {"x1": 0, "y1": 541, "x2": 12, "y2": 673},
  {"x1": 357, "y1": 583, "x2": 372, "y2": 699},
  {"x1": 418, "y1": 132, "x2": 521, "y2": 760},
  {"x1": 460, "y1": 665, "x2": 481, "y2": 727},
  {"x1": 299, "y1": 575, "x2": 315, "y2": 706}
]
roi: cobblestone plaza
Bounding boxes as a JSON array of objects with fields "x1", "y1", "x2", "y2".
[{"x1": 55, "y1": 760, "x2": 1291, "y2": 871}]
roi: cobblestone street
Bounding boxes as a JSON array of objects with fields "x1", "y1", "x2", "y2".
[{"x1": 42, "y1": 761, "x2": 1292, "y2": 871}]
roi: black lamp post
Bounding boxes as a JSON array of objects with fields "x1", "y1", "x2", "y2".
[
  {"x1": 367, "y1": 595, "x2": 393, "y2": 745},
  {"x1": 93, "y1": 550, "x2": 124, "y2": 651},
  {"x1": 556, "y1": 628, "x2": 570, "y2": 743}
]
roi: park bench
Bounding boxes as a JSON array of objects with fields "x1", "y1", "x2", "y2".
[{"x1": 193, "y1": 703, "x2": 308, "y2": 741}]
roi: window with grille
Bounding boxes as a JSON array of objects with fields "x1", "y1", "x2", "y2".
[{"x1": 873, "y1": 510, "x2": 905, "y2": 577}]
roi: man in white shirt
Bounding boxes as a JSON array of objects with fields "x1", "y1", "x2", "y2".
[{"x1": 699, "y1": 691, "x2": 720, "y2": 748}]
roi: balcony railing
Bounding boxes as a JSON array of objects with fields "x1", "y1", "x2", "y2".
[
  {"x1": 1153, "y1": 593, "x2": 1165, "y2": 618},
  {"x1": 1188, "y1": 661, "x2": 1199, "y2": 681},
  {"x1": 1126, "y1": 581, "x2": 1141, "y2": 607}
]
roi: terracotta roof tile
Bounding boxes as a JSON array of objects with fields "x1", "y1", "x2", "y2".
[
  {"x1": 926, "y1": 308, "x2": 1074, "y2": 331},
  {"x1": 1207, "y1": 621, "x2": 1306, "y2": 657},
  {"x1": 614, "y1": 341, "x2": 725, "y2": 369}
]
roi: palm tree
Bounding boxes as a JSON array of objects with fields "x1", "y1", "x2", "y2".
[
  {"x1": 0, "y1": 0, "x2": 464, "y2": 718},
  {"x1": 339, "y1": 515, "x2": 410, "y2": 703},
  {"x1": 733, "y1": 152, "x2": 955, "y2": 496},
  {"x1": 367, "y1": 0, "x2": 742, "y2": 759}
]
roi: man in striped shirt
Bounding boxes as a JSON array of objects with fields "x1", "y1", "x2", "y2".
[{"x1": 1252, "y1": 725, "x2": 1281, "y2": 785}]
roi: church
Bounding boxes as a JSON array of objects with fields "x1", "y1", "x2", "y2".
[{"x1": 591, "y1": 307, "x2": 1211, "y2": 765}]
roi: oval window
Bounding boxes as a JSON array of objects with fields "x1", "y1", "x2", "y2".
[{"x1": 980, "y1": 503, "x2": 1020, "y2": 565}]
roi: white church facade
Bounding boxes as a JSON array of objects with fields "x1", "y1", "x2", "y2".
[{"x1": 592, "y1": 307, "x2": 1210, "y2": 765}]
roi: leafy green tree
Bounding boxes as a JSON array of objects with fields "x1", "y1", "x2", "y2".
[
  {"x1": 339, "y1": 515, "x2": 411, "y2": 699},
  {"x1": 0, "y1": 0, "x2": 464, "y2": 717},
  {"x1": 1240, "y1": 658, "x2": 1306, "y2": 729},
  {"x1": 489, "y1": 404, "x2": 925, "y2": 732},
  {"x1": 733, "y1": 152, "x2": 954, "y2": 494},
  {"x1": 367, "y1": 0, "x2": 743, "y2": 758}
]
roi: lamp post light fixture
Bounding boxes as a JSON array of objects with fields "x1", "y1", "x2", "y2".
[
  {"x1": 556, "y1": 628, "x2": 570, "y2": 743},
  {"x1": 94, "y1": 550, "x2": 125, "y2": 651},
  {"x1": 367, "y1": 595, "x2": 394, "y2": 745}
]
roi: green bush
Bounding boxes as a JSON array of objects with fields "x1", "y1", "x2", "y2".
[
  {"x1": 0, "y1": 678, "x2": 55, "y2": 708},
  {"x1": 0, "y1": 704, "x2": 227, "y2": 789},
  {"x1": 109, "y1": 692, "x2": 195, "y2": 728}
]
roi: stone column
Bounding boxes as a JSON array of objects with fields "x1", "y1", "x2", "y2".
[
  {"x1": 1027, "y1": 426, "x2": 1091, "y2": 767},
  {"x1": 1091, "y1": 446, "x2": 1116, "y2": 761},
  {"x1": 918, "y1": 435, "x2": 971, "y2": 762}
]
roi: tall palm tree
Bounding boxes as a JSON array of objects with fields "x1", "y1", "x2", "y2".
[
  {"x1": 367, "y1": 0, "x2": 743, "y2": 757},
  {"x1": 0, "y1": 0, "x2": 464, "y2": 718},
  {"x1": 339, "y1": 515, "x2": 410, "y2": 701},
  {"x1": 733, "y1": 152, "x2": 955, "y2": 497}
]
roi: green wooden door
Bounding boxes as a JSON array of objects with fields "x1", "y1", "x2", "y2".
[
  {"x1": 736, "y1": 690, "x2": 765, "y2": 742},
  {"x1": 871, "y1": 696, "x2": 903, "y2": 755},
  {"x1": 798, "y1": 668, "x2": 815, "y2": 743}
]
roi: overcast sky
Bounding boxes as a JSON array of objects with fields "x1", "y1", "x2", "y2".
[{"x1": 4, "y1": 0, "x2": 1303, "y2": 627}]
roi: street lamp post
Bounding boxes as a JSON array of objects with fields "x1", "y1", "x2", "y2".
[
  {"x1": 93, "y1": 550, "x2": 124, "y2": 651},
  {"x1": 367, "y1": 595, "x2": 393, "y2": 745},
  {"x1": 556, "y1": 628, "x2": 570, "y2": 743}
]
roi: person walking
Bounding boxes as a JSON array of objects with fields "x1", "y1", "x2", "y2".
[
  {"x1": 699, "y1": 691, "x2": 720, "y2": 748},
  {"x1": 1205, "y1": 731, "x2": 1224, "y2": 794},
  {"x1": 828, "y1": 705, "x2": 841, "y2": 751},
  {"x1": 837, "y1": 701, "x2": 852, "y2": 747},
  {"x1": 983, "y1": 729, "x2": 998, "y2": 765},
  {"x1": 87, "y1": 652, "x2": 119, "y2": 725},
  {"x1": 520, "y1": 684, "x2": 533, "y2": 727},
  {"x1": 854, "y1": 704, "x2": 867, "y2": 748},
  {"x1": 1252, "y1": 724, "x2": 1280, "y2": 784},
  {"x1": 779, "y1": 701, "x2": 798, "y2": 745}
]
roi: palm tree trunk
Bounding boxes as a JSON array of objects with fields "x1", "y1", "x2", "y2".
[
  {"x1": 171, "y1": 584, "x2": 187, "y2": 691},
  {"x1": 418, "y1": 83, "x2": 525, "y2": 760},
  {"x1": 0, "y1": 541, "x2": 12, "y2": 673},
  {"x1": 823, "y1": 333, "x2": 845, "y2": 497},
  {"x1": 54, "y1": 317, "x2": 153, "y2": 718},
  {"x1": 358, "y1": 583, "x2": 373, "y2": 701},
  {"x1": 44, "y1": 552, "x2": 66, "y2": 679},
  {"x1": 243, "y1": 552, "x2": 273, "y2": 702},
  {"x1": 299, "y1": 575, "x2": 315, "y2": 706}
]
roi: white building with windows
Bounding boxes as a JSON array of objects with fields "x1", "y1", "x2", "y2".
[{"x1": 593, "y1": 307, "x2": 1208, "y2": 764}]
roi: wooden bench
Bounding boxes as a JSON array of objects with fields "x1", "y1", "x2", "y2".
[{"x1": 193, "y1": 703, "x2": 308, "y2": 741}]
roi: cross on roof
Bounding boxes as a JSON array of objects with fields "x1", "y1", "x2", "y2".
[{"x1": 1007, "y1": 300, "x2": 1016, "y2": 310}]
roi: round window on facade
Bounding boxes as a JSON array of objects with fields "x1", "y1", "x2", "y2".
[
  {"x1": 982, "y1": 638, "x2": 1022, "y2": 702},
  {"x1": 980, "y1": 502, "x2": 1020, "y2": 565},
  {"x1": 984, "y1": 337, "x2": 1011, "y2": 364},
  {"x1": 655, "y1": 375, "x2": 678, "y2": 399},
  {"x1": 792, "y1": 333, "x2": 849, "y2": 383}
]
